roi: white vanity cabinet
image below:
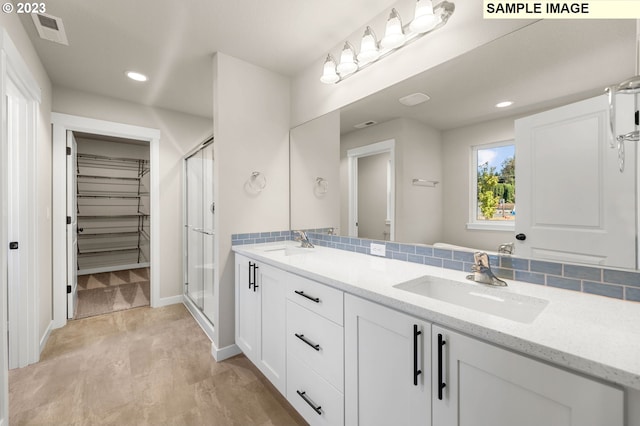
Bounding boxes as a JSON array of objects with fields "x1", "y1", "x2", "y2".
[
  {"x1": 344, "y1": 294, "x2": 431, "y2": 426},
  {"x1": 234, "y1": 254, "x2": 287, "y2": 394},
  {"x1": 432, "y1": 325, "x2": 624, "y2": 426},
  {"x1": 286, "y1": 274, "x2": 345, "y2": 426}
]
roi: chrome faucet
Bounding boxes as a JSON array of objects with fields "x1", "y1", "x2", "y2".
[
  {"x1": 294, "y1": 230, "x2": 314, "y2": 248},
  {"x1": 498, "y1": 242, "x2": 514, "y2": 255},
  {"x1": 466, "y1": 252, "x2": 507, "y2": 287}
]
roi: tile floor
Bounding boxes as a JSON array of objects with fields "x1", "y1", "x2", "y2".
[
  {"x1": 9, "y1": 304, "x2": 306, "y2": 425},
  {"x1": 75, "y1": 268, "x2": 150, "y2": 319}
]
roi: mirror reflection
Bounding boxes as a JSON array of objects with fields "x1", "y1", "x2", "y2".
[{"x1": 290, "y1": 19, "x2": 638, "y2": 270}]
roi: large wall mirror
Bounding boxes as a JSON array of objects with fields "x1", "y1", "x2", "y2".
[{"x1": 290, "y1": 19, "x2": 638, "y2": 270}]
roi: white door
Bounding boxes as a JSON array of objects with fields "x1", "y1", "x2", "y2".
[
  {"x1": 67, "y1": 131, "x2": 78, "y2": 318},
  {"x1": 515, "y1": 94, "x2": 636, "y2": 268},
  {"x1": 433, "y1": 325, "x2": 623, "y2": 426},
  {"x1": 344, "y1": 294, "x2": 430, "y2": 426}
]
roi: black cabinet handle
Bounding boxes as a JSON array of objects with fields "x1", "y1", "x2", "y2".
[
  {"x1": 294, "y1": 290, "x2": 320, "y2": 303},
  {"x1": 248, "y1": 262, "x2": 259, "y2": 291},
  {"x1": 296, "y1": 390, "x2": 322, "y2": 415},
  {"x1": 413, "y1": 324, "x2": 422, "y2": 386},
  {"x1": 295, "y1": 333, "x2": 321, "y2": 351},
  {"x1": 252, "y1": 263, "x2": 259, "y2": 292},
  {"x1": 515, "y1": 233, "x2": 526, "y2": 241},
  {"x1": 438, "y1": 333, "x2": 447, "y2": 400}
]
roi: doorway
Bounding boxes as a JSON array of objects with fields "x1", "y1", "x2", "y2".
[
  {"x1": 72, "y1": 132, "x2": 152, "y2": 319},
  {"x1": 347, "y1": 139, "x2": 396, "y2": 241},
  {"x1": 51, "y1": 113, "x2": 160, "y2": 329}
]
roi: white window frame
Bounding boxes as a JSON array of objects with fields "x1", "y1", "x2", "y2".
[{"x1": 467, "y1": 140, "x2": 516, "y2": 231}]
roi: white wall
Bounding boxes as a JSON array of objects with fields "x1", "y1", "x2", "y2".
[
  {"x1": 290, "y1": 0, "x2": 534, "y2": 127},
  {"x1": 0, "y1": 16, "x2": 53, "y2": 347},
  {"x1": 213, "y1": 52, "x2": 290, "y2": 351},
  {"x1": 53, "y1": 87, "x2": 213, "y2": 299},
  {"x1": 341, "y1": 117, "x2": 442, "y2": 244},
  {"x1": 441, "y1": 115, "x2": 521, "y2": 251},
  {"x1": 290, "y1": 110, "x2": 340, "y2": 230}
]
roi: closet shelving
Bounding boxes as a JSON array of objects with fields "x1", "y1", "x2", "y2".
[{"x1": 76, "y1": 153, "x2": 150, "y2": 273}]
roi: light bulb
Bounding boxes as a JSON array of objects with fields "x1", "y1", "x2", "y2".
[
  {"x1": 358, "y1": 26, "x2": 380, "y2": 64},
  {"x1": 337, "y1": 42, "x2": 358, "y2": 76},
  {"x1": 381, "y1": 8, "x2": 405, "y2": 49},
  {"x1": 320, "y1": 54, "x2": 339, "y2": 84},
  {"x1": 410, "y1": 0, "x2": 438, "y2": 33}
]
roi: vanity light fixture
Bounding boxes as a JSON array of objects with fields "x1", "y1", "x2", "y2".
[
  {"x1": 381, "y1": 8, "x2": 406, "y2": 49},
  {"x1": 358, "y1": 26, "x2": 380, "y2": 64},
  {"x1": 320, "y1": 1, "x2": 455, "y2": 84},
  {"x1": 126, "y1": 71, "x2": 148, "y2": 82},
  {"x1": 320, "y1": 54, "x2": 340, "y2": 84},
  {"x1": 495, "y1": 101, "x2": 513, "y2": 108},
  {"x1": 410, "y1": 0, "x2": 439, "y2": 33},
  {"x1": 337, "y1": 42, "x2": 358, "y2": 76}
]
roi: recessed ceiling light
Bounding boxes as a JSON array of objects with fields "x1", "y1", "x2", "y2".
[
  {"x1": 399, "y1": 92, "x2": 430, "y2": 106},
  {"x1": 126, "y1": 71, "x2": 148, "y2": 82},
  {"x1": 496, "y1": 101, "x2": 513, "y2": 108}
]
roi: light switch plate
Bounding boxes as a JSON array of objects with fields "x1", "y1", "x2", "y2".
[{"x1": 370, "y1": 242, "x2": 386, "y2": 257}]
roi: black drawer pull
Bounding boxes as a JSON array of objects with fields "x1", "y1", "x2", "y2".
[
  {"x1": 413, "y1": 324, "x2": 422, "y2": 386},
  {"x1": 294, "y1": 290, "x2": 320, "y2": 303},
  {"x1": 296, "y1": 390, "x2": 322, "y2": 415},
  {"x1": 438, "y1": 333, "x2": 447, "y2": 400},
  {"x1": 295, "y1": 333, "x2": 321, "y2": 351}
]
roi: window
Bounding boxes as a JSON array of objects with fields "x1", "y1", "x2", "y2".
[{"x1": 468, "y1": 141, "x2": 515, "y2": 230}]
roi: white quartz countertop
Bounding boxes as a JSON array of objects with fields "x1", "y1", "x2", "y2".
[{"x1": 233, "y1": 241, "x2": 640, "y2": 391}]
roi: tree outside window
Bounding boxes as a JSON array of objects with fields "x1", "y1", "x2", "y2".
[{"x1": 473, "y1": 143, "x2": 515, "y2": 222}]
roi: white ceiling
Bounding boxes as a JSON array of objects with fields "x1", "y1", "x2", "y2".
[
  {"x1": 19, "y1": 0, "x2": 399, "y2": 118},
  {"x1": 340, "y1": 19, "x2": 637, "y2": 133}
]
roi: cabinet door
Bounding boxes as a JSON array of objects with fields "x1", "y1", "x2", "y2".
[
  {"x1": 257, "y1": 263, "x2": 287, "y2": 394},
  {"x1": 345, "y1": 294, "x2": 430, "y2": 426},
  {"x1": 433, "y1": 326, "x2": 623, "y2": 426},
  {"x1": 235, "y1": 255, "x2": 259, "y2": 362}
]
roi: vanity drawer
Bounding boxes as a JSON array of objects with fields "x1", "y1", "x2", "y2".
[
  {"x1": 286, "y1": 274, "x2": 343, "y2": 325},
  {"x1": 287, "y1": 354, "x2": 344, "y2": 426},
  {"x1": 287, "y1": 300, "x2": 344, "y2": 392}
]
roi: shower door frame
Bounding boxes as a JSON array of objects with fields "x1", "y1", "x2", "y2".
[{"x1": 182, "y1": 137, "x2": 216, "y2": 342}]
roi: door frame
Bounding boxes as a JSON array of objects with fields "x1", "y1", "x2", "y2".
[
  {"x1": 0, "y1": 27, "x2": 41, "y2": 424},
  {"x1": 347, "y1": 139, "x2": 395, "y2": 240},
  {"x1": 51, "y1": 113, "x2": 160, "y2": 328}
]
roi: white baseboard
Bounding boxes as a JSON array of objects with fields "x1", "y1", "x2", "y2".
[
  {"x1": 153, "y1": 295, "x2": 183, "y2": 308},
  {"x1": 211, "y1": 341, "x2": 241, "y2": 362},
  {"x1": 39, "y1": 320, "x2": 54, "y2": 355}
]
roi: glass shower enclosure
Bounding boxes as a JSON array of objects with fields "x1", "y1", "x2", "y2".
[{"x1": 184, "y1": 139, "x2": 215, "y2": 326}]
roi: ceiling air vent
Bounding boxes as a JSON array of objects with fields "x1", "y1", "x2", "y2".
[
  {"x1": 354, "y1": 120, "x2": 378, "y2": 129},
  {"x1": 31, "y1": 12, "x2": 68, "y2": 45}
]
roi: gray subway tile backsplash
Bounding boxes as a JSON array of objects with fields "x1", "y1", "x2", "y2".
[
  {"x1": 231, "y1": 230, "x2": 640, "y2": 303},
  {"x1": 603, "y1": 269, "x2": 640, "y2": 287},
  {"x1": 564, "y1": 264, "x2": 602, "y2": 281},
  {"x1": 546, "y1": 276, "x2": 581, "y2": 291},
  {"x1": 583, "y1": 281, "x2": 624, "y2": 300}
]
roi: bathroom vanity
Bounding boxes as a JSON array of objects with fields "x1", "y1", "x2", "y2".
[{"x1": 233, "y1": 241, "x2": 640, "y2": 426}]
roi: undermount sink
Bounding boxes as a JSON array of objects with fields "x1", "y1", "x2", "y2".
[
  {"x1": 393, "y1": 275, "x2": 548, "y2": 324},
  {"x1": 261, "y1": 245, "x2": 312, "y2": 256}
]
